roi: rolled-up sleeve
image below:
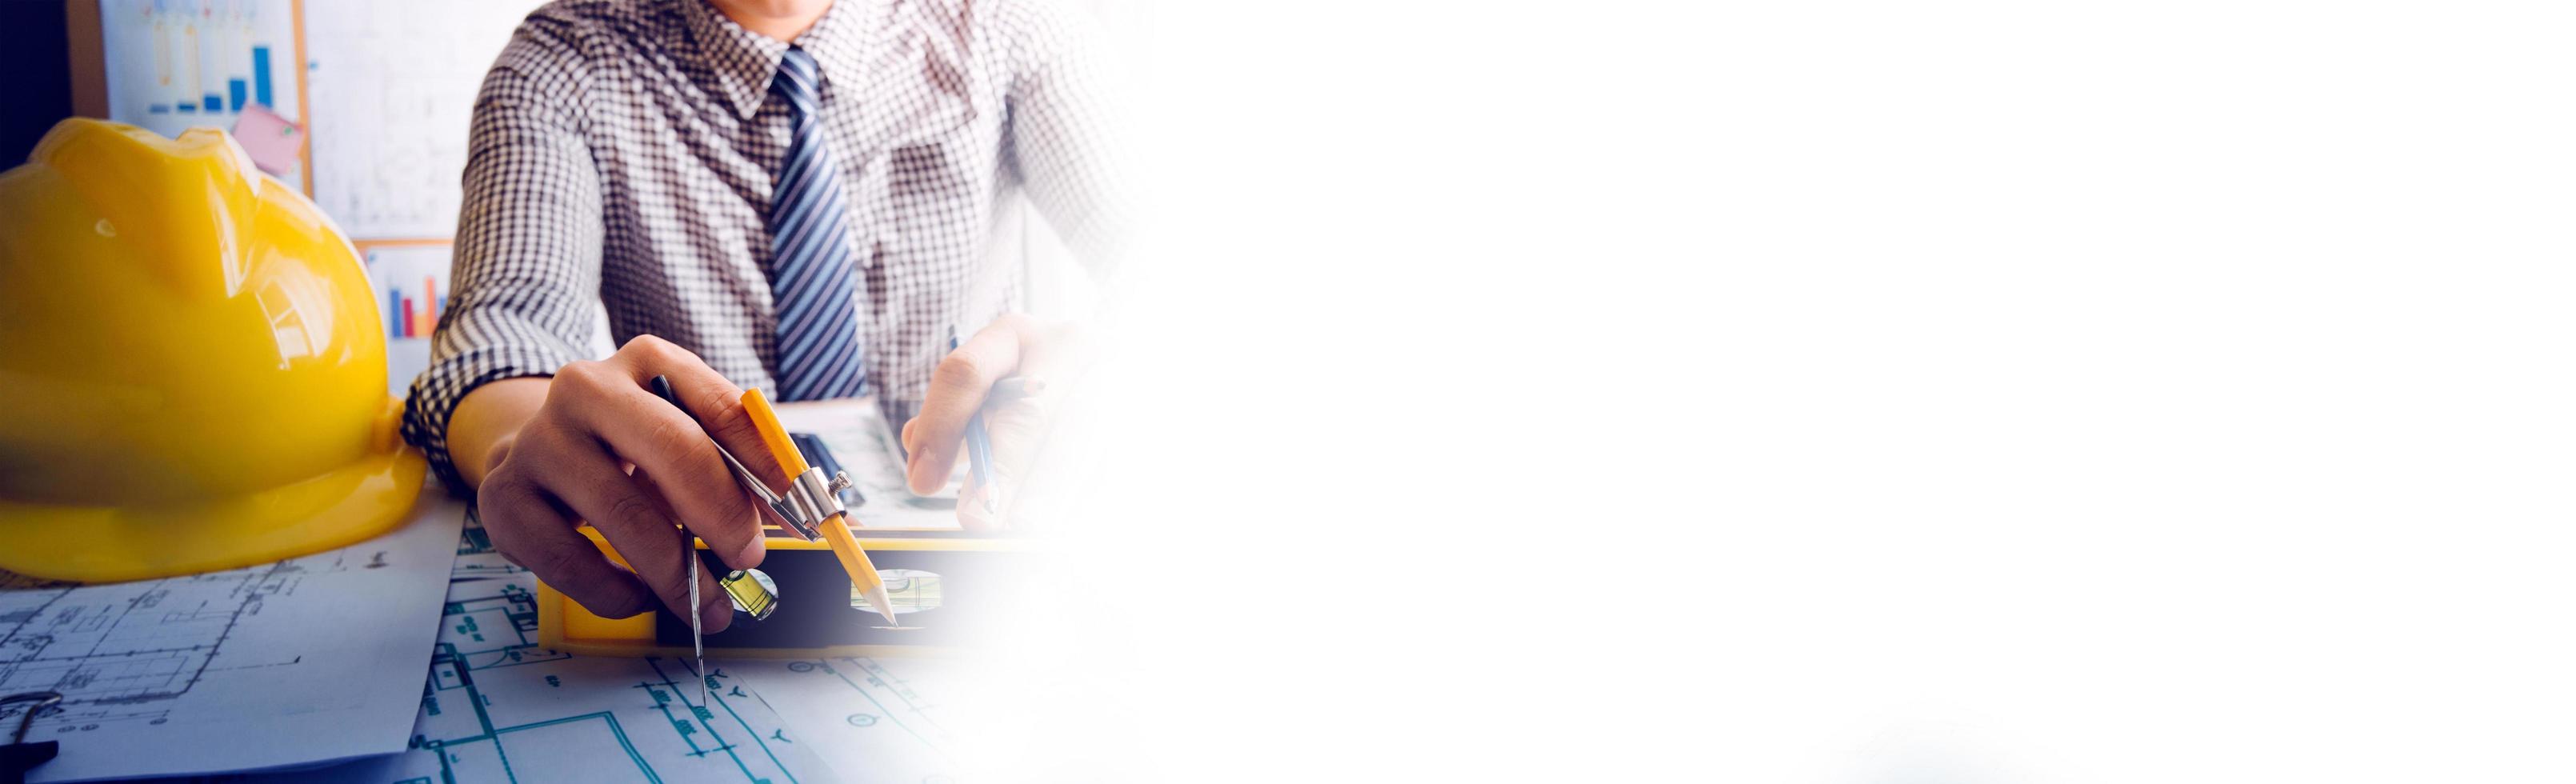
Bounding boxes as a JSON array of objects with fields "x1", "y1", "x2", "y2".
[{"x1": 399, "y1": 22, "x2": 606, "y2": 490}]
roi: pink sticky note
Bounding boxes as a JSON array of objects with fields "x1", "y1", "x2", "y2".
[{"x1": 230, "y1": 104, "x2": 304, "y2": 176}]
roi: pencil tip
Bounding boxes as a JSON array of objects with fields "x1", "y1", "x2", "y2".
[{"x1": 861, "y1": 586, "x2": 901, "y2": 627}]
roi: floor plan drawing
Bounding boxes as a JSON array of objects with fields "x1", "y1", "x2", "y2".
[
  {"x1": 4, "y1": 492, "x2": 963, "y2": 783},
  {"x1": 1, "y1": 558, "x2": 317, "y2": 726},
  {"x1": 450, "y1": 503, "x2": 531, "y2": 583},
  {"x1": 0, "y1": 497, "x2": 466, "y2": 782},
  {"x1": 730, "y1": 655, "x2": 964, "y2": 783},
  {"x1": 248, "y1": 571, "x2": 833, "y2": 784}
]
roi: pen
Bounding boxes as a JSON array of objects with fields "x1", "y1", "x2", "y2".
[
  {"x1": 947, "y1": 328, "x2": 998, "y2": 514},
  {"x1": 945, "y1": 328, "x2": 1060, "y2": 515},
  {"x1": 989, "y1": 375, "x2": 1043, "y2": 401},
  {"x1": 963, "y1": 374, "x2": 1042, "y2": 517}
]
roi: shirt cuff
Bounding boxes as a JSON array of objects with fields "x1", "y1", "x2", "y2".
[{"x1": 400, "y1": 343, "x2": 581, "y2": 493}]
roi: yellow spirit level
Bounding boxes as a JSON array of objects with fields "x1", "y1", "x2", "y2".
[{"x1": 537, "y1": 524, "x2": 1028, "y2": 659}]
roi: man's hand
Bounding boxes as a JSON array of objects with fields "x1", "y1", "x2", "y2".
[
  {"x1": 463, "y1": 336, "x2": 790, "y2": 632},
  {"x1": 902, "y1": 314, "x2": 1082, "y2": 530}
]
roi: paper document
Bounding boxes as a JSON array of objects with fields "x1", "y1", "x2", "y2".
[
  {"x1": 448, "y1": 502, "x2": 530, "y2": 583},
  {"x1": 728, "y1": 656, "x2": 965, "y2": 783},
  {"x1": 248, "y1": 570, "x2": 832, "y2": 784},
  {"x1": 230, "y1": 104, "x2": 305, "y2": 176},
  {"x1": 98, "y1": 0, "x2": 307, "y2": 186},
  {"x1": 303, "y1": 0, "x2": 545, "y2": 238},
  {"x1": 363, "y1": 244, "x2": 455, "y2": 400},
  {"x1": 774, "y1": 398, "x2": 966, "y2": 530},
  {"x1": 0, "y1": 494, "x2": 466, "y2": 782}
]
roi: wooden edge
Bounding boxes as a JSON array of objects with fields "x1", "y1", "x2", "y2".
[
  {"x1": 352, "y1": 238, "x2": 456, "y2": 250},
  {"x1": 64, "y1": 0, "x2": 106, "y2": 118},
  {"x1": 291, "y1": 0, "x2": 312, "y2": 194}
]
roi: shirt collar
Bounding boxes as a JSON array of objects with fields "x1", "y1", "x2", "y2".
[{"x1": 682, "y1": 0, "x2": 879, "y2": 122}]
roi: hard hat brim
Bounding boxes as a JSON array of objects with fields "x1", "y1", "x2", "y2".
[{"x1": 0, "y1": 446, "x2": 430, "y2": 583}]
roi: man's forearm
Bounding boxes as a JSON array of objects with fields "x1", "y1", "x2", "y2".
[{"x1": 446, "y1": 376, "x2": 551, "y2": 490}]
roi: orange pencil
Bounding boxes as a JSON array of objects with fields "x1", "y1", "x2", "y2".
[{"x1": 736, "y1": 390, "x2": 901, "y2": 627}]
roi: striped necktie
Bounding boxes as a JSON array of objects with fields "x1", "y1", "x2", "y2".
[{"x1": 764, "y1": 46, "x2": 866, "y2": 401}]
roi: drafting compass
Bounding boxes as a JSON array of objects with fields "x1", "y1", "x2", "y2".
[{"x1": 0, "y1": 691, "x2": 62, "y2": 784}]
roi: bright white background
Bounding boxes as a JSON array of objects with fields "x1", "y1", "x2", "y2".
[{"x1": 984, "y1": 0, "x2": 2576, "y2": 782}]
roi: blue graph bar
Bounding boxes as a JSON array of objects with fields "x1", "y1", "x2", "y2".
[
  {"x1": 177, "y1": 102, "x2": 196, "y2": 113},
  {"x1": 252, "y1": 46, "x2": 273, "y2": 107},
  {"x1": 229, "y1": 79, "x2": 248, "y2": 114},
  {"x1": 387, "y1": 290, "x2": 402, "y2": 337},
  {"x1": 204, "y1": 94, "x2": 223, "y2": 113},
  {"x1": 149, "y1": 104, "x2": 170, "y2": 114}
]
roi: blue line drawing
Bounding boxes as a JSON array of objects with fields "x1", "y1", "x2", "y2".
[{"x1": 235, "y1": 535, "x2": 824, "y2": 783}]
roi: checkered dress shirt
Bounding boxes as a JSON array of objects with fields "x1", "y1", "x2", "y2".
[{"x1": 400, "y1": 0, "x2": 1125, "y2": 489}]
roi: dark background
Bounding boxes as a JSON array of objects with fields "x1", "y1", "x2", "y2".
[{"x1": 1, "y1": 1, "x2": 75, "y2": 163}]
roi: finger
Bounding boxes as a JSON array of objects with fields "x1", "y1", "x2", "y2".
[
  {"x1": 671, "y1": 381, "x2": 795, "y2": 542},
  {"x1": 635, "y1": 469, "x2": 746, "y2": 630},
  {"x1": 615, "y1": 336, "x2": 791, "y2": 542},
  {"x1": 527, "y1": 422, "x2": 733, "y2": 634},
  {"x1": 905, "y1": 319, "x2": 1026, "y2": 494},
  {"x1": 480, "y1": 458, "x2": 656, "y2": 620},
  {"x1": 964, "y1": 394, "x2": 1050, "y2": 531},
  {"x1": 552, "y1": 359, "x2": 764, "y2": 568},
  {"x1": 631, "y1": 336, "x2": 793, "y2": 494},
  {"x1": 547, "y1": 336, "x2": 776, "y2": 566}
]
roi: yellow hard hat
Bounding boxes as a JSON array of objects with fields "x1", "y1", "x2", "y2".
[{"x1": 0, "y1": 118, "x2": 426, "y2": 582}]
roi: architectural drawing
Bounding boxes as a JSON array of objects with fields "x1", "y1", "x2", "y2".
[
  {"x1": 250, "y1": 572, "x2": 833, "y2": 783},
  {"x1": 0, "y1": 498, "x2": 464, "y2": 782},
  {"x1": 2, "y1": 493, "x2": 959, "y2": 782},
  {"x1": 449, "y1": 503, "x2": 530, "y2": 583},
  {"x1": 730, "y1": 656, "x2": 963, "y2": 783},
  {"x1": 0, "y1": 558, "x2": 324, "y2": 728}
]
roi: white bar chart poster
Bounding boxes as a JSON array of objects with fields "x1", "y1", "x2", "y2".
[
  {"x1": 362, "y1": 242, "x2": 454, "y2": 398},
  {"x1": 98, "y1": 0, "x2": 304, "y2": 185}
]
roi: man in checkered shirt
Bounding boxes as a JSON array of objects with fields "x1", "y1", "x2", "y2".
[{"x1": 407, "y1": 0, "x2": 1122, "y2": 632}]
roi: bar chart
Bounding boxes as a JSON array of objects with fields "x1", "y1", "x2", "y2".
[
  {"x1": 101, "y1": 0, "x2": 303, "y2": 182},
  {"x1": 383, "y1": 274, "x2": 442, "y2": 339},
  {"x1": 363, "y1": 244, "x2": 454, "y2": 398}
]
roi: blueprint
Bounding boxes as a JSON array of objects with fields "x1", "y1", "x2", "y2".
[
  {"x1": 2, "y1": 485, "x2": 964, "y2": 783},
  {"x1": 448, "y1": 503, "x2": 530, "y2": 583},
  {"x1": 243, "y1": 570, "x2": 834, "y2": 784},
  {"x1": 0, "y1": 494, "x2": 466, "y2": 782},
  {"x1": 730, "y1": 657, "x2": 966, "y2": 783}
]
